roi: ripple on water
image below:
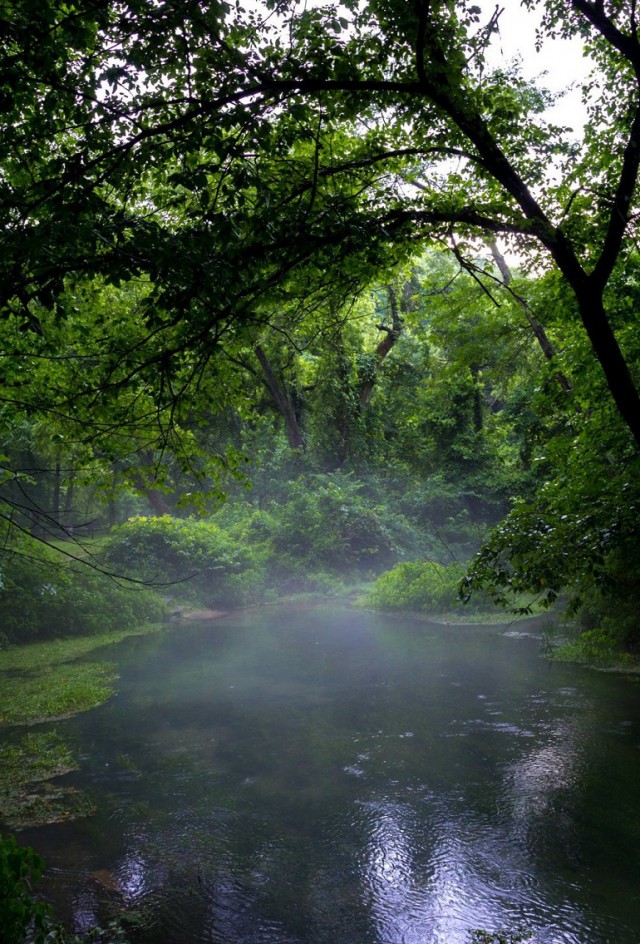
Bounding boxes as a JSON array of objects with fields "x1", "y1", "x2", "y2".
[{"x1": 444, "y1": 719, "x2": 535, "y2": 738}]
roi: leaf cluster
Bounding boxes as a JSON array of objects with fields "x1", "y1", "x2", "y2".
[{"x1": 0, "y1": 833, "x2": 50, "y2": 944}]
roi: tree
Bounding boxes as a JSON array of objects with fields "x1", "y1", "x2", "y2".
[
  {"x1": 3, "y1": 0, "x2": 640, "y2": 640},
  {"x1": 462, "y1": 254, "x2": 640, "y2": 625},
  {"x1": 251, "y1": 0, "x2": 640, "y2": 447},
  {"x1": 3, "y1": 1, "x2": 640, "y2": 452}
]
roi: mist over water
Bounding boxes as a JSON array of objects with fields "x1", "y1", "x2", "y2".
[{"x1": 22, "y1": 604, "x2": 640, "y2": 943}]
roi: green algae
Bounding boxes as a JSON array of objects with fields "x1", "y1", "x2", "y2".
[
  {"x1": 0, "y1": 623, "x2": 165, "y2": 726},
  {"x1": 0, "y1": 662, "x2": 120, "y2": 726},
  {"x1": 0, "y1": 624, "x2": 166, "y2": 827},
  {"x1": 0, "y1": 731, "x2": 95, "y2": 829},
  {"x1": 0, "y1": 623, "x2": 164, "y2": 674}
]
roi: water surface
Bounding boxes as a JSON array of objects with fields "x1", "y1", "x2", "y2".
[{"x1": 18, "y1": 604, "x2": 640, "y2": 943}]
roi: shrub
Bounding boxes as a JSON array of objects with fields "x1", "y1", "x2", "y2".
[
  {"x1": 212, "y1": 505, "x2": 277, "y2": 566},
  {"x1": 104, "y1": 515, "x2": 264, "y2": 607},
  {"x1": 48, "y1": 921, "x2": 131, "y2": 944},
  {"x1": 264, "y1": 474, "x2": 395, "y2": 574},
  {"x1": 0, "y1": 832, "x2": 131, "y2": 944},
  {"x1": 366, "y1": 559, "x2": 494, "y2": 613},
  {"x1": 0, "y1": 546, "x2": 165, "y2": 644},
  {"x1": 0, "y1": 833, "x2": 50, "y2": 944},
  {"x1": 398, "y1": 474, "x2": 502, "y2": 550}
]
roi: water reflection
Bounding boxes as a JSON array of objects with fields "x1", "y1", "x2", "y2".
[
  {"x1": 504, "y1": 717, "x2": 585, "y2": 820},
  {"x1": 356, "y1": 791, "x2": 602, "y2": 944},
  {"x1": 356, "y1": 798, "x2": 506, "y2": 944}
]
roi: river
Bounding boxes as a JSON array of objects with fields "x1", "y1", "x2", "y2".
[{"x1": 18, "y1": 603, "x2": 640, "y2": 943}]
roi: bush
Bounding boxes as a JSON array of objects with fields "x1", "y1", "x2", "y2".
[
  {"x1": 465, "y1": 469, "x2": 640, "y2": 651},
  {"x1": 398, "y1": 473, "x2": 502, "y2": 552},
  {"x1": 48, "y1": 921, "x2": 131, "y2": 944},
  {"x1": 0, "y1": 832, "x2": 131, "y2": 944},
  {"x1": 552, "y1": 540, "x2": 640, "y2": 662},
  {"x1": 0, "y1": 833, "x2": 50, "y2": 944},
  {"x1": 0, "y1": 546, "x2": 165, "y2": 644},
  {"x1": 211, "y1": 504, "x2": 277, "y2": 566},
  {"x1": 553, "y1": 626, "x2": 635, "y2": 665},
  {"x1": 104, "y1": 515, "x2": 264, "y2": 607},
  {"x1": 366, "y1": 559, "x2": 494, "y2": 613},
  {"x1": 264, "y1": 474, "x2": 396, "y2": 574}
]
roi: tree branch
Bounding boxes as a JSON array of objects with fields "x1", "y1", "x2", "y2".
[
  {"x1": 571, "y1": 0, "x2": 640, "y2": 68},
  {"x1": 591, "y1": 100, "x2": 640, "y2": 289}
]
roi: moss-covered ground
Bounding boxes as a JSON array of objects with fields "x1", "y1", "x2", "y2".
[{"x1": 0, "y1": 623, "x2": 163, "y2": 677}]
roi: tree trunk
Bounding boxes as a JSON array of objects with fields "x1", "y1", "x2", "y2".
[
  {"x1": 144, "y1": 488, "x2": 172, "y2": 516},
  {"x1": 52, "y1": 461, "x2": 61, "y2": 523},
  {"x1": 358, "y1": 284, "x2": 404, "y2": 407},
  {"x1": 470, "y1": 364, "x2": 483, "y2": 433},
  {"x1": 335, "y1": 350, "x2": 353, "y2": 467},
  {"x1": 255, "y1": 344, "x2": 304, "y2": 450},
  {"x1": 63, "y1": 474, "x2": 74, "y2": 519},
  {"x1": 577, "y1": 289, "x2": 640, "y2": 447},
  {"x1": 488, "y1": 240, "x2": 572, "y2": 394},
  {"x1": 136, "y1": 449, "x2": 172, "y2": 515}
]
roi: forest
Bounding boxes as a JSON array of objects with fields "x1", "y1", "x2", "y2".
[{"x1": 2, "y1": 1, "x2": 640, "y2": 942}]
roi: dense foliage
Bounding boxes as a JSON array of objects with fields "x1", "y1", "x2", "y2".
[
  {"x1": 0, "y1": 1, "x2": 639, "y2": 649},
  {"x1": 0, "y1": 832, "x2": 130, "y2": 943},
  {"x1": 103, "y1": 515, "x2": 261, "y2": 608},
  {"x1": 0, "y1": 538, "x2": 165, "y2": 647},
  {"x1": 102, "y1": 474, "x2": 463, "y2": 603},
  {"x1": 366, "y1": 560, "x2": 495, "y2": 614},
  {"x1": 0, "y1": 833, "x2": 49, "y2": 944},
  {"x1": 4, "y1": 8, "x2": 640, "y2": 944}
]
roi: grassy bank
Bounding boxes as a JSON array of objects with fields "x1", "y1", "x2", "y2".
[
  {"x1": 0, "y1": 622, "x2": 166, "y2": 829},
  {"x1": 0, "y1": 623, "x2": 166, "y2": 725}
]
